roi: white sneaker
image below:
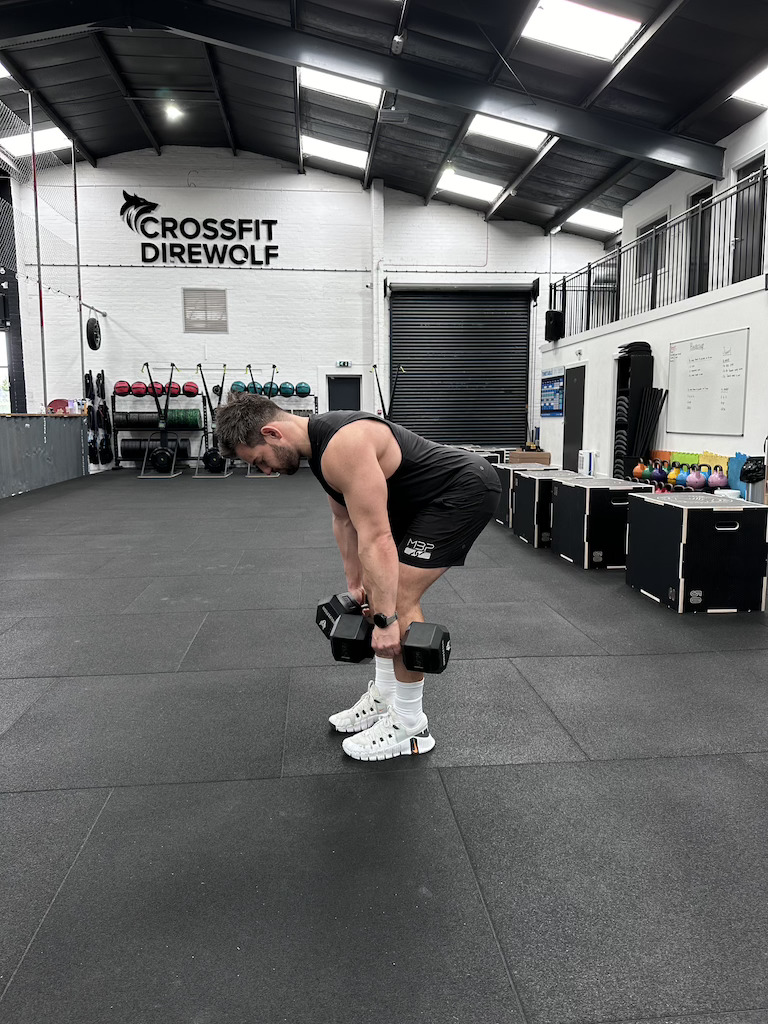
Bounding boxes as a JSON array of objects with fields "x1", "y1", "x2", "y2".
[
  {"x1": 328, "y1": 680, "x2": 388, "y2": 733},
  {"x1": 341, "y1": 706, "x2": 435, "y2": 761}
]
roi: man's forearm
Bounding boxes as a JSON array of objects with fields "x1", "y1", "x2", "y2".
[
  {"x1": 332, "y1": 516, "x2": 364, "y2": 589},
  {"x1": 357, "y1": 534, "x2": 399, "y2": 616}
]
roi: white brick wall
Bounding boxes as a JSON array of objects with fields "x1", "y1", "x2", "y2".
[{"x1": 15, "y1": 146, "x2": 604, "y2": 432}]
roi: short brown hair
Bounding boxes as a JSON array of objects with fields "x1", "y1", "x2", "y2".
[{"x1": 214, "y1": 393, "x2": 288, "y2": 458}]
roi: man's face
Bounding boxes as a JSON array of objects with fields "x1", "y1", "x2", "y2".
[{"x1": 235, "y1": 436, "x2": 300, "y2": 475}]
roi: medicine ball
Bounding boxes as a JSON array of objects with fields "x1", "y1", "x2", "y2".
[
  {"x1": 131, "y1": 381, "x2": 148, "y2": 397},
  {"x1": 167, "y1": 381, "x2": 181, "y2": 397},
  {"x1": 114, "y1": 380, "x2": 131, "y2": 396},
  {"x1": 231, "y1": 381, "x2": 247, "y2": 393},
  {"x1": 247, "y1": 381, "x2": 262, "y2": 394},
  {"x1": 263, "y1": 382, "x2": 279, "y2": 397},
  {"x1": 182, "y1": 381, "x2": 199, "y2": 397},
  {"x1": 295, "y1": 382, "x2": 311, "y2": 397},
  {"x1": 279, "y1": 381, "x2": 295, "y2": 397},
  {"x1": 148, "y1": 381, "x2": 163, "y2": 397}
]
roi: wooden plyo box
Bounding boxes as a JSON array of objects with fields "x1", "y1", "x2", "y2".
[
  {"x1": 626, "y1": 492, "x2": 768, "y2": 613},
  {"x1": 551, "y1": 477, "x2": 653, "y2": 569}
]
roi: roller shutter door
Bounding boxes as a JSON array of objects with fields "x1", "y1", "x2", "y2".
[{"x1": 389, "y1": 290, "x2": 530, "y2": 445}]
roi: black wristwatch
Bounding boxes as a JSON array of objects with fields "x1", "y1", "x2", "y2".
[{"x1": 373, "y1": 612, "x2": 398, "y2": 629}]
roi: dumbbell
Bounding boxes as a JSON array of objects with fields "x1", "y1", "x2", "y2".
[
  {"x1": 329, "y1": 614, "x2": 451, "y2": 674},
  {"x1": 315, "y1": 592, "x2": 364, "y2": 639}
]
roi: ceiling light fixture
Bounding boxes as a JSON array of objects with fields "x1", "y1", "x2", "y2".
[
  {"x1": 732, "y1": 67, "x2": 768, "y2": 107},
  {"x1": 0, "y1": 63, "x2": 11, "y2": 79},
  {"x1": 566, "y1": 208, "x2": 623, "y2": 233},
  {"x1": 298, "y1": 67, "x2": 382, "y2": 107},
  {"x1": 165, "y1": 103, "x2": 184, "y2": 121},
  {"x1": 436, "y1": 169, "x2": 504, "y2": 204},
  {"x1": 0, "y1": 126, "x2": 71, "y2": 157},
  {"x1": 467, "y1": 114, "x2": 548, "y2": 151},
  {"x1": 301, "y1": 135, "x2": 368, "y2": 169},
  {"x1": 522, "y1": 0, "x2": 640, "y2": 61}
]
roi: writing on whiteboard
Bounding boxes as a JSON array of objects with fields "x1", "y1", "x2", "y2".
[{"x1": 667, "y1": 328, "x2": 748, "y2": 435}]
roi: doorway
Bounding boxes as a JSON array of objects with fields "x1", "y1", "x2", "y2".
[
  {"x1": 687, "y1": 185, "x2": 712, "y2": 298},
  {"x1": 327, "y1": 376, "x2": 361, "y2": 411},
  {"x1": 732, "y1": 155, "x2": 765, "y2": 284},
  {"x1": 562, "y1": 365, "x2": 586, "y2": 472}
]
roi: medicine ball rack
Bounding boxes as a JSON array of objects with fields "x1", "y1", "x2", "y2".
[{"x1": 110, "y1": 381, "x2": 209, "y2": 473}]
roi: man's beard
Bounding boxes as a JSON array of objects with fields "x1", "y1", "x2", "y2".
[{"x1": 271, "y1": 443, "x2": 301, "y2": 475}]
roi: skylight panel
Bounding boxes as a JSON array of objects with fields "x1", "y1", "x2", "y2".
[
  {"x1": 0, "y1": 63, "x2": 10, "y2": 79},
  {"x1": 301, "y1": 135, "x2": 368, "y2": 169},
  {"x1": 467, "y1": 114, "x2": 548, "y2": 151},
  {"x1": 732, "y1": 67, "x2": 768, "y2": 107},
  {"x1": 436, "y1": 169, "x2": 504, "y2": 203},
  {"x1": 522, "y1": 0, "x2": 640, "y2": 61},
  {"x1": 298, "y1": 67, "x2": 382, "y2": 107},
  {"x1": 0, "y1": 126, "x2": 71, "y2": 157},
  {"x1": 566, "y1": 208, "x2": 623, "y2": 233}
]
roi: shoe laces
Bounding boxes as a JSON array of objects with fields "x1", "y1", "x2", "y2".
[
  {"x1": 358, "y1": 707, "x2": 403, "y2": 748},
  {"x1": 350, "y1": 680, "x2": 379, "y2": 718}
]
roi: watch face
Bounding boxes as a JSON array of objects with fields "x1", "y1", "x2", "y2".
[{"x1": 374, "y1": 613, "x2": 392, "y2": 628}]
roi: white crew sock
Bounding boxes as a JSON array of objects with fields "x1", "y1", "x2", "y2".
[
  {"x1": 394, "y1": 679, "x2": 424, "y2": 729},
  {"x1": 374, "y1": 656, "x2": 397, "y2": 703}
]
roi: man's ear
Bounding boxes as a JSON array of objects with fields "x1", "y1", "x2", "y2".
[{"x1": 261, "y1": 423, "x2": 283, "y2": 440}]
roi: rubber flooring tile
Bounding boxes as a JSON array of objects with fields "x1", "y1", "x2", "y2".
[
  {"x1": 0, "y1": 775, "x2": 527, "y2": 1024},
  {"x1": 0, "y1": 612, "x2": 207, "y2": 679},
  {"x1": 0, "y1": 669, "x2": 289, "y2": 790},
  {"x1": 514, "y1": 650, "x2": 768, "y2": 759},
  {"x1": 284, "y1": 659, "x2": 586, "y2": 775},
  {"x1": 0, "y1": 579, "x2": 153, "y2": 616},
  {"x1": 443, "y1": 756, "x2": 768, "y2": 1024},
  {"x1": 123, "y1": 572, "x2": 302, "y2": 613}
]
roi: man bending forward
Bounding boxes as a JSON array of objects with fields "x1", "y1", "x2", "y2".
[{"x1": 216, "y1": 394, "x2": 501, "y2": 761}]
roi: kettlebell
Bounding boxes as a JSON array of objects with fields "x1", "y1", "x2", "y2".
[
  {"x1": 708, "y1": 464, "x2": 728, "y2": 489},
  {"x1": 687, "y1": 464, "x2": 706, "y2": 490},
  {"x1": 699, "y1": 462, "x2": 711, "y2": 483},
  {"x1": 676, "y1": 463, "x2": 689, "y2": 487},
  {"x1": 667, "y1": 461, "x2": 681, "y2": 487},
  {"x1": 651, "y1": 459, "x2": 667, "y2": 485},
  {"x1": 641, "y1": 461, "x2": 654, "y2": 481},
  {"x1": 633, "y1": 459, "x2": 646, "y2": 480}
]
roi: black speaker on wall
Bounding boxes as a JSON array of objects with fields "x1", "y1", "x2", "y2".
[{"x1": 544, "y1": 309, "x2": 564, "y2": 342}]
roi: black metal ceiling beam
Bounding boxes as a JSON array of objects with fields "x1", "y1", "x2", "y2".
[
  {"x1": 0, "y1": 0, "x2": 118, "y2": 47},
  {"x1": 542, "y1": 40, "x2": 768, "y2": 233},
  {"x1": 363, "y1": 92, "x2": 386, "y2": 190},
  {"x1": 91, "y1": 33, "x2": 161, "y2": 156},
  {"x1": 487, "y1": 0, "x2": 689, "y2": 221},
  {"x1": 424, "y1": 0, "x2": 541, "y2": 203},
  {"x1": 202, "y1": 44, "x2": 237, "y2": 156},
  {"x1": 0, "y1": 50, "x2": 97, "y2": 166},
  {"x1": 144, "y1": 1, "x2": 723, "y2": 179},
  {"x1": 289, "y1": 0, "x2": 304, "y2": 174},
  {"x1": 485, "y1": 137, "x2": 559, "y2": 219}
]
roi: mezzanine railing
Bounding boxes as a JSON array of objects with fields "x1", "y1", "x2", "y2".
[{"x1": 549, "y1": 167, "x2": 767, "y2": 337}]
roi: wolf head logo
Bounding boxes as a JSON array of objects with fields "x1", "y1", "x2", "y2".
[{"x1": 120, "y1": 190, "x2": 159, "y2": 232}]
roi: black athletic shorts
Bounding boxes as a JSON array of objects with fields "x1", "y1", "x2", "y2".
[{"x1": 392, "y1": 460, "x2": 502, "y2": 569}]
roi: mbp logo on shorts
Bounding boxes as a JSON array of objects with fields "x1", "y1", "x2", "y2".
[{"x1": 404, "y1": 538, "x2": 434, "y2": 560}]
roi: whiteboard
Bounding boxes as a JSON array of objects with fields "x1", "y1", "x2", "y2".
[{"x1": 667, "y1": 328, "x2": 748, "y2": 435}]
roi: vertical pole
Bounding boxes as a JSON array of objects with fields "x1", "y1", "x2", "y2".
[
  {"x1": 28, "y1": 91, "x2": 47, "y2": 408},
  {"x1": 585, "y1": 263, "x2": 592, "y2": 331},
  {"x1": 613, "y1": 242, "x2": 622, "y2": 322},
  {"x1": 649, "y1": 226, "x2": 659, "y2": 310},
  {"x1": 72, "y1": 142, "x2": 86, "y2": 401}
]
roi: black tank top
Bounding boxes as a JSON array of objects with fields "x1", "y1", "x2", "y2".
[{"x1": 307, "y1": 412, "x2": 497, "y2": 525}]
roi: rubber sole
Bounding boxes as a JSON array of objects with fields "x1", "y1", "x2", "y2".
[{"x1": 342, "y1": 731, "x2": 436, "y2": 760}]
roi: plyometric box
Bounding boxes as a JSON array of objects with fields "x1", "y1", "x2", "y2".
[
  {"x1": 626, "y1": 492, "x2": 768, "y2": 613},
  {"x1": 552, "y1": 477, "x2": 653, "y2": 569},
  {"x1": 512, "y1": 469, "x2": 578, "y2": 546},
  {"x1": 493, "y1": 463, "x2": 560, "y2": 529}
]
